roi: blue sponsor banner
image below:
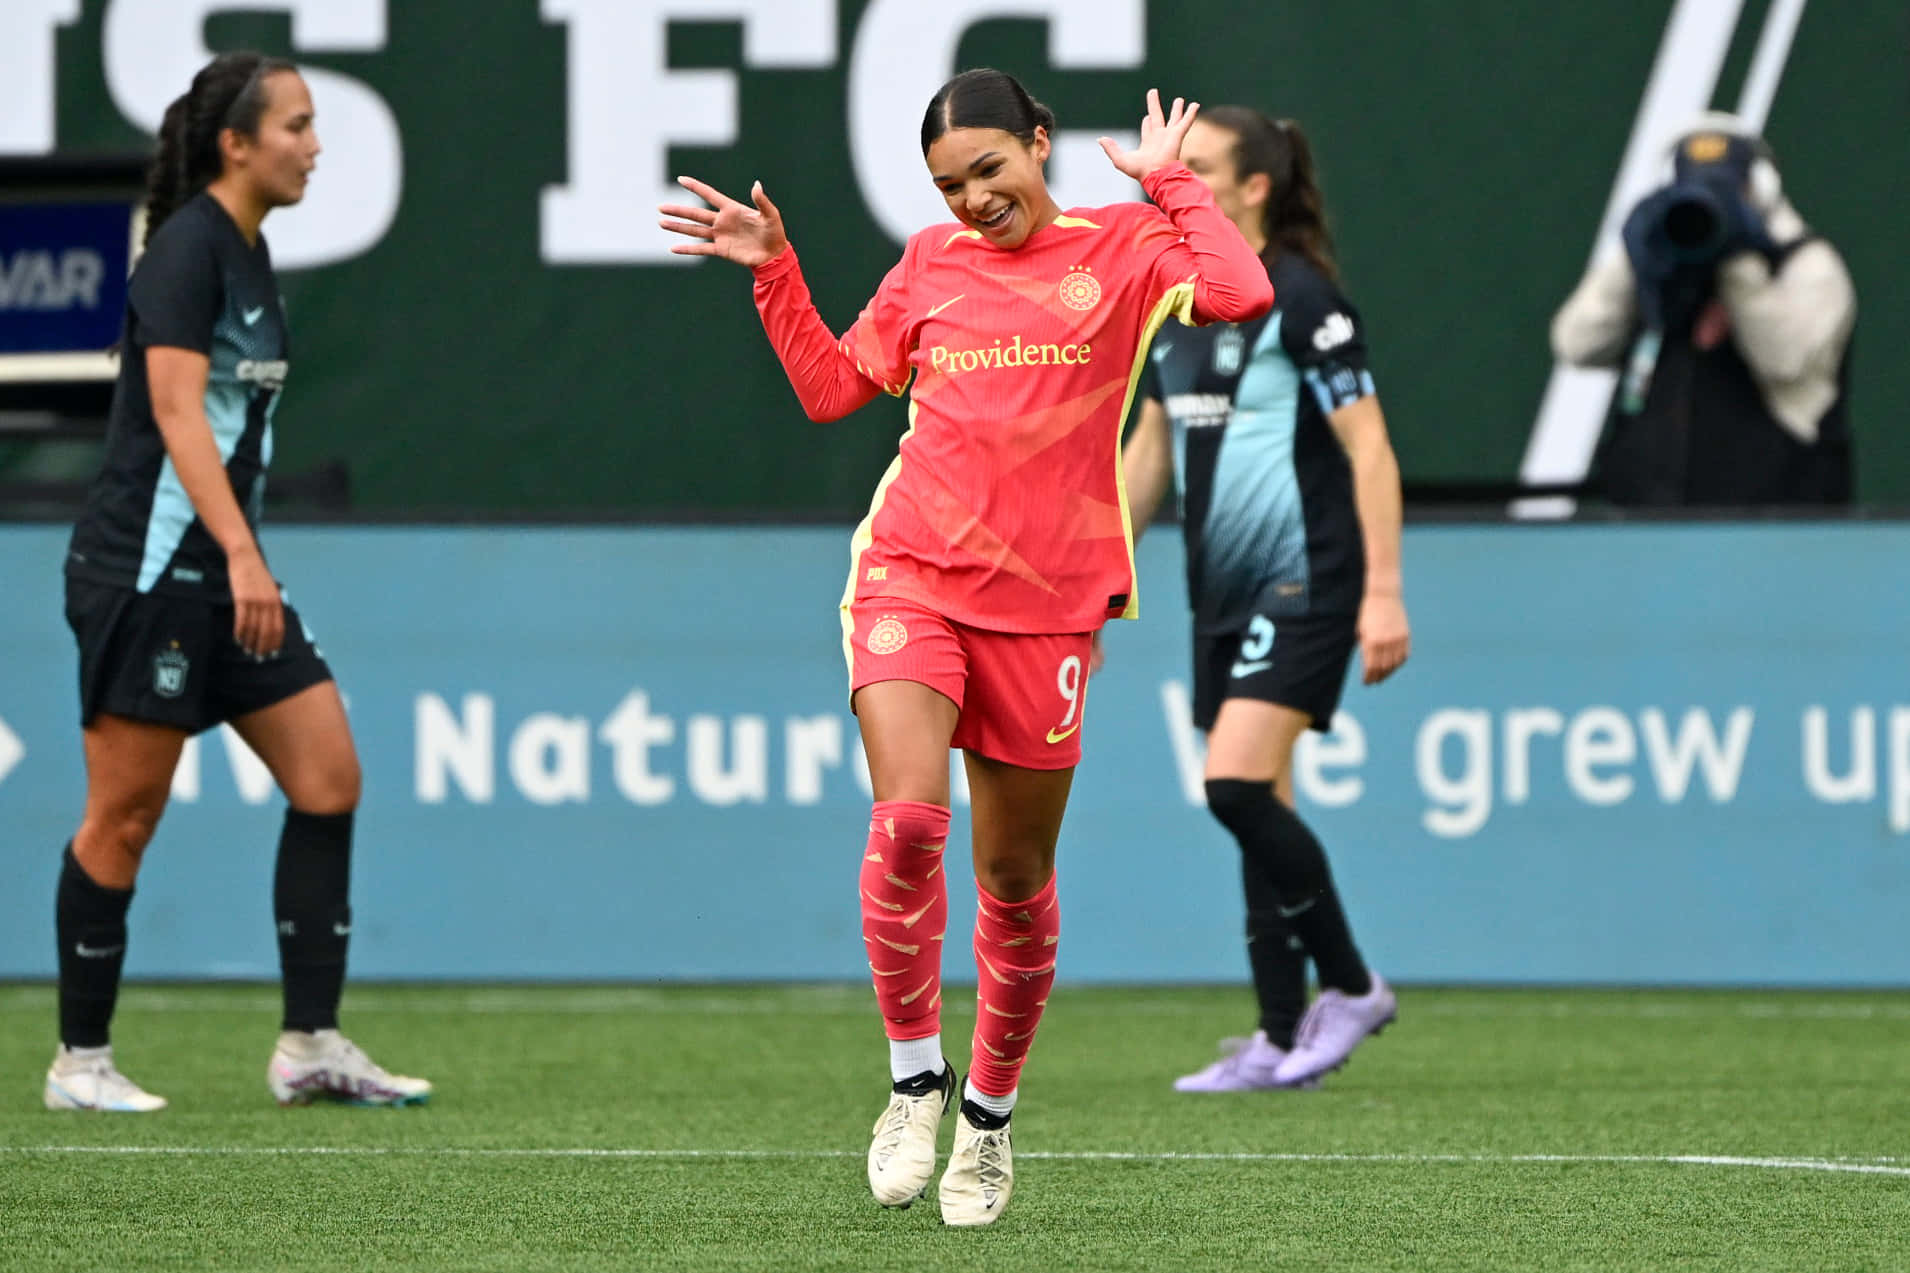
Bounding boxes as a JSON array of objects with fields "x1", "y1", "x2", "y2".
[
  {"x1": 0, "y1": 202, "x2": 134, "y2": 354},
  {"x1": 2, "y1": 523, "x2": 1908, "y2": 985}
]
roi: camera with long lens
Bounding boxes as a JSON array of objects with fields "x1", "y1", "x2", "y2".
[
  {"x1": 1643, "y1": 128, "x2": 1776, "y2": 269},
  {"x1": 1614, "y1": 122, "x2": 1787, "y2": 412},
  {"x1": 1657, "y1": 180, "x2": 1732, "y2": 265}
]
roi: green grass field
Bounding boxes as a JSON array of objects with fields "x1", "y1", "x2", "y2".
[{"x1": 2, "y1": 983, "x2": 1907, "y2": 1271}]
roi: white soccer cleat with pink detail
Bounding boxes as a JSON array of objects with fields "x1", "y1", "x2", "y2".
[{"x1": 268, "y1": 1029, "x2": 431, "y2": 1107}]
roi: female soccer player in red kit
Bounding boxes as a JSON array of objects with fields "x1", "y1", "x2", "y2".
[{"x1": 661, "y1": 71, "x2": 1270, "y2": 1225}]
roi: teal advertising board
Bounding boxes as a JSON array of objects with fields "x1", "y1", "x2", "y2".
[{"x1": 2, "y1": 522, "x2": 1907, "y2": 984}]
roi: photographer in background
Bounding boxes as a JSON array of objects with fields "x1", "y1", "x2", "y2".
[{"x1": 1552, "y1": 113, "x2": 1856, "y2": 506}]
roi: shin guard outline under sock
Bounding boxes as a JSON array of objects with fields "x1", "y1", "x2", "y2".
[
  {"x1": 1241, "y1": 852, "x2": 1309, "y2": 1050},
  {"x1": 968, "y1": 874, "x2": 1060, "y2": 1098},
  {"x1": 1205, "y1": 779, "x2": 1371, "y2": 996},
  {"x1": 56, "y1": 844, "x2": 134, "y2": 1049},
  {"x1": 861, "y1": 801, "x2": 951, "y2": 1042},
  {"x1": 274, "y1": 809, "x2": 354, "y2": 1032}
]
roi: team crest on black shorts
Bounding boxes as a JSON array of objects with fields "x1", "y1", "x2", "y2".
[{"x1": 153, "y1": 644, "x2": 189, "y2": 698}]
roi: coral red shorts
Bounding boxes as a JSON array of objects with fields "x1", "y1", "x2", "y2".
[{"x1": 844, "y1": 596, "x2": 1094, "y2": 770}]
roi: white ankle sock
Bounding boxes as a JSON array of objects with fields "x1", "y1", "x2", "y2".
[
  {"x1": 963, "y1": 1079, "x2": 1016, "y2": 1118},
  {"x1": 889, "y1": 1035, "x2": 944, "y2": 1083},
  {"x1": 277, "y1": 1028, "x2": 338, "y2": 1059}
]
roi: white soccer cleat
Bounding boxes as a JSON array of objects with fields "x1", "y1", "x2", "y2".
[
  {"x1": 867, "y1": 1063, "x2": 954, "y2": 1207},
  {"x1": 44, "y1": 1046, "x2": 168, "y2": 1112},
  {"x1": 938, "y1": 1108, "x2": 1014, "y2": 1227},
  {"x1": 268, "y1": 1029, "x2": 432, "y2": 1107},
  {"x1": 1272, "y1": 974, "x2": 1397, "y2": 1087}
]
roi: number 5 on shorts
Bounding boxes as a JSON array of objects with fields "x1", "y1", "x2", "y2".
[{"x1": 1045, "y1": 654, "x2": 1084, "y2": 745}]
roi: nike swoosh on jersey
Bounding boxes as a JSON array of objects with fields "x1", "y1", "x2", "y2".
[
  {"x1": 1045, "y1": 722, "x2": 1081, "y2": 745},
  {"x1": 243, "y1": 307, "x2": 265, "y2": 325},
  {"x1": 1230, "y1": 659, "x2": 1273, "y2": 679},
  {"x1": 925, "y1": 294, "x2": 965, "y2": 319}
]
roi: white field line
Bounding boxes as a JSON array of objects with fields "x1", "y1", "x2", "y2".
[
  {"x1": 1, "y1": 988, "x2": 1906, "y2": 1020},
  {"x1": 4, "y1": 1146, "x2": 1909, "y2": 1177}
]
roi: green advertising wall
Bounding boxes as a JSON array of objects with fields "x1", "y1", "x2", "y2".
[{"x1": 18, "y1": 0, "x2": 1907, "y2": 513}]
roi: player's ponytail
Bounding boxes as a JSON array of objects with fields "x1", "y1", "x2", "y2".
[
  {"x1": 142, "y1": 50, "x2": 296, "y2": 246},
  {"x1": 1268, "y1": 117, "x2": 1338, "y2": 283},
  {"x1": 921, "y1": 68, "x2": 1057, "y2": 156},
  {"x1": 143, "y1": 93, "x2": 196, "y2": 247},
  {"x1": 1201, "y1": 107, "x2": 1339, "y2": 283}
]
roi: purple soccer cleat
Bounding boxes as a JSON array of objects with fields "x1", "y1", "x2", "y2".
[
  {"x1": 1173, "y1": 1030, "x2": 1318, "y2": 1092},
  {"x1": 1272, "y1": 975, "x2": 1397, "y2": 1087}
]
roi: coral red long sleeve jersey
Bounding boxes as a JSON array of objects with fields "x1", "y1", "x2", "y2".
[{"x1": 752, "y1": 163, "x2": 1272, "y2": 634}]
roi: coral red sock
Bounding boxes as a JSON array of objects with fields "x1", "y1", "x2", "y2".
[
  {"x1": 968, "y1": 875, "x2": 1060, "y2": 1097},
  {"x1": 860, "y1": 801, "x2": 950, "y2": 1040}
]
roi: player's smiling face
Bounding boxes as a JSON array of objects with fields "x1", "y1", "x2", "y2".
[
  {"x1": 926, "y1": 127, "x2": 1058, "y2": 250},
  {"x1": 231, "y1": 71, "x2": 321, "y2": 209}
]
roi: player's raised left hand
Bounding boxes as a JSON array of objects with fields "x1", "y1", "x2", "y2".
[{"x1": 1098, "y1": 89, "x2": 1200, "y2": 181}]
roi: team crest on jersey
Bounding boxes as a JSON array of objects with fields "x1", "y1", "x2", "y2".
[
  {"x1": 1057, "y1": 267, "x2": 1101, "y2": 311},
  {"x1": 153, "y1": 644, "x2": 189, "y2": 698},
  {"x1": 1212, "y1": 325, "x2": 1246, "y2": 375},
  {"x1": 867, "y1": 617, "x2": 909, "y2": 655}
]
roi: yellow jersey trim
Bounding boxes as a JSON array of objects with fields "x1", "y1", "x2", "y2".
[
  {"x1": 940, "y1": 216, "x2": 1097, "y2": 253},
  {"x1": 839, "y1": 337, "x2": 910, "y2": 398},
  {"x1": 1110, "y1": 280, "x2": 1201, "y2": 622},
  {"x1": 840, "y1": 399, "x2": 922, "y2": 677}
]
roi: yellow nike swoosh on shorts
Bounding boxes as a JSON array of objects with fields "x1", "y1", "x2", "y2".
[{"x1": 1045, "y1": 723, "x2": 1080, "y2": 745}]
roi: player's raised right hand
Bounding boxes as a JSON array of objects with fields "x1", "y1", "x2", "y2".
[
  {"x1": 1098, "y1": 88, "x2": 1200, "y2": 182},
  {"x1": 660, "y1": 177, "x2": 788, "y2": 267}
]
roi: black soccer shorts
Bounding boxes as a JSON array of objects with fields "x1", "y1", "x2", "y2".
[
  {"x1": 66, "y1": 577, "x2": 334, "y2": 733},
  {"x1": 1190, "y1": 610, "x2": 1357, "y2": 733}
]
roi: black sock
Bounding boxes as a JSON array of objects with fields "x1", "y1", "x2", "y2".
[
  {"x1": 1205, "y1": 779, "x2": 1372, "y2": 997},
  {"x1": 56, "y1": 843, "x2": 134, "y2": 1048},
  {"x1": 274, "y1": 809, "x2": 354, "y2": 1032},
  {"x1": 1240, "y1": 853, "x2": 1309, "y2": 1049}
]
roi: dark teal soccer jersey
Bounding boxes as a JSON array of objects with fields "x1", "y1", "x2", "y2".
[
  {"x1": 68, "y1": 192, "x2": 289, "y2": 599},
  {"x1": 1140, "y1": 253, "x2": 1371, "y2": 631}
]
